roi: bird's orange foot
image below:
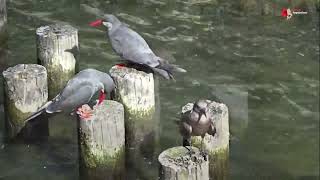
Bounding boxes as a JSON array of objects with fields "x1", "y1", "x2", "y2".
[
  {"x1": 116, "y1": 63, "x2": 126, "y2": 68},
  {"x1": 76, "y1": 104, "x2": 93, "y2": 120}
]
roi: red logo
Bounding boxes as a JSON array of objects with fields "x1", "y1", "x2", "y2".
[
  {"x1": 281, "y1": 7, "x2": 307, "y2": 20},
  {"x1": 281, "y1": 8, "x2": 288, "y2": 17}
]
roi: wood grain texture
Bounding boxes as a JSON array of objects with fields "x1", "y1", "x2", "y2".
[
  {"x1": 36, "y1": 24, "x2": 78, "y2": 99},
  {"x1": 110, "y1": 66, "x2": 159, "y2": 179},
  {"x1": 159, "y1": 146, "x2": 209, "y2": 180},
  {"x1": 78, "y1": 100, "x2": 125, "y2": 180},
  {"x1": 2, "y1": 64, "x2": 48, "y2": 138}
]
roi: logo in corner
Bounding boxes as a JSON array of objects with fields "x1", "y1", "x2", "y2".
[{"x1": 281, "y1": 7, "x2": 308, "y2": 20}]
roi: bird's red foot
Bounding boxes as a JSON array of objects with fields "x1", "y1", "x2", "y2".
[
  {"x1": 116, "y1": 63, "x2": 126, "y2": 68},
  {"x1": 76, "y1": 104, "x2": 93, "y2": 120}
]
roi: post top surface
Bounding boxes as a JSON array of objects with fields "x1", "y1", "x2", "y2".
[
  {"x1": 78, "y1": 100, "x2": 124, "y2": 121},
  {"x1": 2, "y1": 64, "x2": 47, "y2": 79},
  {"x1": 36, "y1": 24, "x2": 77, "y2": 37},
  {"x1": 94, "y1": 100, "x2": 124, "y2": 113},
  {"x1": 109, "y1": 65, "x2": 153, "y2": 78},
  {"x1": 158, "y1": 146, "x2": 207, "y2": 169}
]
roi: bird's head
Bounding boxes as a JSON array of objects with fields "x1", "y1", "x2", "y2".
[
  {"x1": 193, "y1": 100, "x2": 208, "y2": 118},
  {"x1": 89, "y1": 14, "x2": 121, "y2": 31},
  {"x1": 100, "y1": 73, "x2": 116, "y2": 94},
  {"x1": 96, "y1": 73, "x2": 116, "y2": 104}
]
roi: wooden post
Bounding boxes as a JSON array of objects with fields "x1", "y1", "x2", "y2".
[
  {"x1": 2, "y1": 64, "x2": 48, "y2": 139},
  {"x1": 159, "y1": 146, "x2": 209, "y2": 180},
  {"x1": 78, "y1": 100, "x2": 125, "y2": 180},
  {"x1": 36, "y1": 24, "x2": 78, "y2": 99},
  {"x1": 109, "y1": 66, "x2": 158, "y2": 179},
  {"x1": 181, "y1": 100, "x2": 229, "y2": 180},
  {"x1": 0, "y1": 0, "x2": 7, "y2": 43}
]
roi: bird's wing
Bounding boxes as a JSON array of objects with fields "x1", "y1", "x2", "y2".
[
  {"x1": 179, "y1": 111, "x2": 193, "y2": 137},
  {"x1": 47, "y1": 84, "x2": 98, "y2": 112},
  {"x1": 110, "y1": 26, "x2": 160, "y2": 67},
  {"x1": 47, "y1": 72, "x2": 101, "y2": 112},
  {"x1": 57, "y1": 69, "x2": 100, "y2": 98}
]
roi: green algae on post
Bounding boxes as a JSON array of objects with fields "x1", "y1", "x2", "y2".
[
  {"x1": 2, "y1": 64, "x2": 48, "y2": 139},
  {"x1": 78, "y1": 100, "x2": 125, "y2": 180},
  {"x1": 110, "y1": 66, "x2": 159, "y2": 179},
  {"x1": 36, "y1": 24, "x2": 78, "y2": 99}
]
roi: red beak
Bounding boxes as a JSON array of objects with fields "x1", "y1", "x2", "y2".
[
  {"x1": 97, "y1": 90, "x2": 107, "y2": 105},
  {"x1": 89, "y1": 19, "x2": 103, "y2": 27}
]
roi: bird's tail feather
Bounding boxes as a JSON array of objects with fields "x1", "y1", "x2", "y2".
[
  {"x1": 151, "y1": 67, "x2": 173, "y2": 80},
  {"x1": 24, "y1": 101, "x2": 52, "y2": 123},
  {"x1": 158, "y1": 60, "x2": 187, "y2": 73}
]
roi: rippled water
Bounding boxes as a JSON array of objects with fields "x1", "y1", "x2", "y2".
[{"x1": 0, "y1": 0, "x2": 319, "y2": 179}]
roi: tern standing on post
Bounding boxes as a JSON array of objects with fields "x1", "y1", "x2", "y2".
[{"x1": 89, "y1": 14, "x2": 186, "y2": 80}]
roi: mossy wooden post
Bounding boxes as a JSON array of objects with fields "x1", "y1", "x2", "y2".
[
  {"x1": 0, "y1": 0, "x2": 7, "y2": 43},
  {"x1": 109, "y1": 66, "x2": 158, "y2": 179},
  {"x1": 78, "y1": 100, "x2": 125, "y2": 180},
  {"x1": 2, "y1": 64, "x2": 48, "y2": 139},
  {"x1": 181, "y1": 100, "x2": 229, "y2": 180},
  {"x1": 159, "y1": 146, "x2": 209, "y2": 180},
  {"x1": 36, "y1": 24, "x2": 78, "y2": 99}
]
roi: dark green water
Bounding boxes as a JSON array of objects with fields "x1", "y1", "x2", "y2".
[{"x1": 0, "y1": 0, "x2": 319, "y2": 179}]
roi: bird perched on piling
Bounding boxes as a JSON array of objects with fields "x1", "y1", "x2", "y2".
[
  {"x1": 24, "y1": 68, "x2": 115, "y2": 122},
  {"x1": 179, "y1": 100, "x2": 216, "y2": 156},
  {"x1": 89, "y1": 14, "x2": 186, "y2": 80}
]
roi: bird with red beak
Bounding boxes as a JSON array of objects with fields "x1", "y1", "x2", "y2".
[
  {"x1": 89, "y1": 14, "x2": 186, "y2": 80},
  {"x1": 24, "y1": 69, "x2": 115, "y2": 122}
]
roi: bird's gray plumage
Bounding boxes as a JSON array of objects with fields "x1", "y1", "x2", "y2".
[
  {"x1": 180, "y1": 100, "x2": 216, "y2": 147},
  {"x1": 102, "y1": 14, "x2": 186, "y2": 79},
  {"x1": 24, "y1": 68, "x2": 115, "y2": 122}
]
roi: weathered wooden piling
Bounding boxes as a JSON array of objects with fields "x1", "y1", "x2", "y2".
[
  {"x1": 0, "y1": 0, "x2": 7, "y2": 43},
  {"x1": 159, "y1": 146, "x2": 209, "y2": 180},
  {"x1": 78, "y1": 100, "x2": 125, "y2": 180},
  {"x1": 109, "y1": 66, "x2": 158, "y2": 179},
  {"x1": 181, "y1": 100, "x2": 229, "y2": 180},
  {"x1": 36, "y1": 24, "x2": 78, "y2": 99},
  {"x1": 2, "y1": 64, "x2": 48, "y2": 139}
]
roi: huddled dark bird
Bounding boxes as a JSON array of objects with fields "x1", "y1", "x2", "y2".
[
  {"x1": 89, "y1": 14, "x2": 186, "y2": 80},
  {"x1": 24, "y1": 68, "x2": 115, "y2": 122},
  {"x1": 179, "y1": 100, "x2": 216, "y2": 156}
]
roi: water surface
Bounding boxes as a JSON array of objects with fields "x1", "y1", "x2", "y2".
[{"x1": 0, "y1": 0, "x2": 319, "y2": 179}]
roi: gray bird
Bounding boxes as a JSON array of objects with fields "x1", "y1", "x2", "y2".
[
  {"x1": 24, "y1": 68, "x2": 115, "y2": 122},
  {"x1": 89, "y1": 14, "x2": 186, "y2": 80},
  {"x1": 180, "y1": 100, "x2": 216, "y2": 155}
]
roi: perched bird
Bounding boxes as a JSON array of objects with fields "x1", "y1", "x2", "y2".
[
  {"x1": 89, "y1": 14, "x2": 186, "y2": 80},
  {"x1": 179, "y1": 100, "x2": 216, "y2": 155},
  {"x1": 24, "y1": 68, "x2": 115, "y2": 122}
]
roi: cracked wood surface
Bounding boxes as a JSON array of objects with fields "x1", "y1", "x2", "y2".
[
  {"x1": 36, "y1": 24, "x2": 78, "y2": 99},
  {"x1": 2, "y1": 64, "x2": 48, "y2": 138}
]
